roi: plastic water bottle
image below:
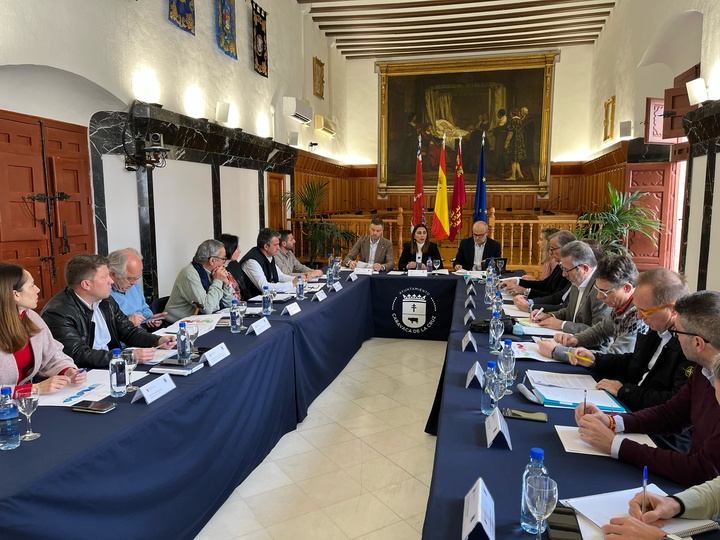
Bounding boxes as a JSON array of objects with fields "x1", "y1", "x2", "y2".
[
  {"x1": 489, "y1": 311, "x2": 503, "y2": 351},
  {"x1": 480, "y1": 360, "x2": 497, "y2": 415},
  {"x1": 327, "y1": 264, "x2": 335, "y2": 289},
  {"x1": 177, "y1": 322, "x2": 191, "y2": 362},
  {"x1": 521, "y1": 448, "x2": 550, "y2": 533},
  {"x1": 500, "y1": 339, "x2": 516, "y2": 387},
  {"x1": 230, "y1": 299, "x2": 241, "y2": 333},
  {"x1": 0, "y1": 386, "x2": 20, "y2": 450},
  {"x1": 109, "y1": 348, "x2": 127, "y2": 397},
  {"x1": 485, "y1": 273, "x2": 496, "y2": 305},
  {"x1": 296, "y1": 275, "x2": 305, "y2": 300},
  {"x1": 333, "y1": 258, "x2": 341, "y2": 280},
  {"x1": 416, "y1": 252, "x2": 422, "y2": 268},
  {"x1": 328, "y1": 253, "x2": 334, "y2": 275},
  {"x1": 487, "y1": 257, "x2": 496, "y2": 275},
  {"x1": 426, "y1": 256, "x2": 432, "y2": 272},
  {"x1": 262, "y1": 285, "x2": 272, "y2": 315},
  {"x1": 492, "y1": 290, "x2": 504, "y2": 314}
]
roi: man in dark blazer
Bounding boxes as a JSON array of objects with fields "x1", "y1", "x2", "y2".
[
  {"x1": 344, "y1": 217, "x2": 395, "y2": 271},
  {"x1": 533, "y1": 241, "x2": 610, "y2": 333},
  {"x1": 453, "y1": 220, "x2": 502, "y2": 271}
]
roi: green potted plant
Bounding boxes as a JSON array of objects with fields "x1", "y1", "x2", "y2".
[
  {"x1": 575, "y1": 183, "x2": 661, "y2": 254},
  {"x1": 280, "y1": 180, "x2": 357, "y2": 266}
]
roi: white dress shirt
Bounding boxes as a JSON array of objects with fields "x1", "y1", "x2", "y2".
[
  {"x1": 78, "y1": 295, "x2": 111, "y2": 351},
  {"x1": 473, "y1": 242, "x2": 486, "y2": 270},
  {"x1": 243, "y1": 258, "x2": 295, "y2": 293},
  {"x1": 368, "y1": 239, "x2": 380, "y2": 264}
]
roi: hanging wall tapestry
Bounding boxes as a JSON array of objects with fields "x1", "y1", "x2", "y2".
[
  {"x1": 252, "y1": 1, "x2": 268, "y2": 77},
  {"x1": 169, "y1": 0, "x2": 195, "y2": 35},
  {"x1": 216, "y1": 0, "x2": 237, "y2": 59}
]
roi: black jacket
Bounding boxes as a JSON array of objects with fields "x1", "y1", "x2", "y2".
[
  {"x1": 41, "y1": 287, "x2": 160, "y2": 369},
  {"x1": 397, "y1": 241, "x2": 442, "y2": 270},
  {"x1": 239, "y1": 246, "x2": 280, "y2": 297},
  {"x1": 519, "y1": 264, "x2": 570, "y2": 299},
  {"x1": 591, "y1": 332, "x2": 693, "y2": 412},
  {"x1": 454, "y1": 237, "x2": 502, "y2": 270}
]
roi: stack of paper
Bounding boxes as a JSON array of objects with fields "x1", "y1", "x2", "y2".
[
  {"x1": 555, "y1": 426, "x2": 655, "y2": 456},
  {"x1": 511, "y1": 342, "x2": 560, "y2": 363},
  {"x1": 524, "y1": 370, "x2": 626, "y2": 413},
  {"x1": 159, "y1": 314, "x2": 224, "y2": 337}
]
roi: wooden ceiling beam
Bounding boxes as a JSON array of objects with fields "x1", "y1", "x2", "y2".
[
  {"x1": 320, "y1": 9, "x2": 612, "y2": 30},
  {"x1": 313, "y1": 2, "x2": 615, "y2": 22},
  {"x1": 343, "y1": 39, "x2": 595, "y2": 59},
  {"x1": 335, "y1": 23, "x2": 603, "y2": 43},
  {"x1": 310, "y1": 0, "x2": 612, "y2": 15}
]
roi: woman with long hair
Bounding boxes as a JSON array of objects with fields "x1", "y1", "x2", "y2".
[
  {"x1": 521, "y1": 227, "x2": 559, "y2": 281},
  {"x1": 0, "y1": 263, "x2": 86, "y2": 394},
  {"x1": 219, "y1": 233, "x2": 249, "y2": 301},
  {"x1": 398, "y1": 224, "x2": 442, "y2": 271}
]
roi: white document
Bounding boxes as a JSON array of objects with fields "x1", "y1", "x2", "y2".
[
  {"x1": 500, "y1": 290, "x2": 515, "y2": 302},
  {"x1": 355, "y1": 267, "x2": 374, "y2": 275},
  {"x1": 248, "y1": 293, "x2": 294, "y2": 302},
  {"x1": 281, "y1": 302, "x2": 302, "y2": 316},
  {"x1": 304, "y1": 283, "x2": 324, "y2": 293},
  {"x1": 526, "y1": 370, "x2": 597, "y2": 389},
  {"x1": 511, "y1": 342, "x2": 560, "y2": 363},
  {"x1": 38, "y1": 369, "x2": 148, "y2": 407},
  {"x1": 387, "y1": 270, "x2": 405, "y2": 276},
  {"x1": 356, "y1": 261, "x2": 371, "y2": 269},
  {"x1": 461, "y1": 330, "x2": 478, "y2": 352},
  {"x1": 432, "y1": 268, "x2": 449, "y2": 275},
  {"x1": 246, "y1": 317, "x2": 271, "y2": 336},
  {"x1": 144, "y1": 348, "x2": 179, "y2": 366},
  {"x1": 160, "y1": 314, "x2": 223, "y2": 336},
  {"x1": 515, "y1": 325, "x2": 557, "y2": 337},
  {"x1": 462, "y1": 478, "x2": 495, "y2": 540},
  {"x1": 485, "y1": 407, "x2": 512, "y2": 449},
  {"x1": 131, "y1": 373, "x2": 176, "y2": 404},
  {"x1": 555, "y1": 426, "x2": 657, "y2": 457},
  {"x1": 534, "y1": 385, "x2": 625, "y2": 412},
  {"x1": 408, "y1": 269, "x2": 428, "y2": 277},
  {"x1": 454, "y1": 270, "x2": 487, "y2": 279},
  {"x1": 503, "y1": 305, "x2": 533, "y2": 318}
]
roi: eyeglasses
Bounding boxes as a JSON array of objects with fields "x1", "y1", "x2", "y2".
[
  {"x1": 548, "y1": 245, "x2": 560, "y2": 253},
  {"x1": 473, "y1": 233, "x2": 487, "y2": 238},
  {"x1": 669, "y1": 325, "x2": 707, "y2": 342},
  {"x1": 125, "y1": 275, "x2": 142, "y2": 284},
  {"x1": 561, "y1": 264, "x2": 580, "y2": 275},
  {"x1": 211, "y1": 256, "x2": 229, "y2": 262},
  {"x1": 593, "y1": 284, "x2": 617, "y2": 298},
  {"x1": 635, "y1": 303, "x2": 674, "y2": 318}
]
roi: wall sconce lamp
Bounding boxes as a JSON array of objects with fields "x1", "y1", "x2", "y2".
[{"x1": 687, "y1": 78, "x2": 709, "y2": 106}]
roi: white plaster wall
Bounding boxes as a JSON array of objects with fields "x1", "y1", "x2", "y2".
[
  {"x1": 219, "y1": 166, "x2": 261, "y2": 256},
  {"x1": 102, "y1": 155, "x2": 142, "y2": 254},
  {"x1": 345, "y1": 59, "x2": 378, "y2": 164},
  {"x1": 152, "y1": 160, "x2": 214, "y2": 296}
]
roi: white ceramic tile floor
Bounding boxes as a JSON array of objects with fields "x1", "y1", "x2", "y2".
[{"x1": 195, "y1": 337, "x2": 442, "y2": 539}]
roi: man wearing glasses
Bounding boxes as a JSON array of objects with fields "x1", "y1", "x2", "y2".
[
  {"x1": 165, "y1": 239, "x2": 236, "y2": 323},
  {"x1": 108, "y1": 248, "x2": 165, "y2": 328},
  {"x1": 453, "y1": 220, "x2": 502, "y2": 271},
  {"x1": 533, "y1": 241, "x2": 610, "y2": 333},
  {"x1": 575, "y1": 290, "x2": 720, "y2": 487},
  {"x1": 240, "y1": 228, "x2": 298, "y2": 297}
]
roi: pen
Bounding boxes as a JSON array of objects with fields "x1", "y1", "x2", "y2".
[
  {"x1": 565, "y1": 351, "x2": 594, "y2": 364},
  {"x1": 77, "y1": 368, "x2": 87, "y2": 374},
  {"x1": 641, "y1": 465, "x2": 648, "y2": 514},
  {"x1": 583, "y1": 388, "x2": 587, "y2": 416},
  {"x1": 532, "y1": 307, "x2": 544, "y2": 321}
]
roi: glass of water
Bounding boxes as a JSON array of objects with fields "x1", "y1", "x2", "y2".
[
  {"x1": 186, "y1": 323, "x2": 200, "y2": 354},
  {"x1": 237, "y1": 301, "x2": 248, "y2": 330},
  {"x1": 525, "y1": 476, "x2": 558, "y2": 540},
  {"x1": 16, "y1": 386, "x2": 40, "y2": 441},
  {"x1": 122, "y1": 349, "x2": 140, "y2": 392},
  {"x1": 496, "y1": 259, "x2": 505, "y2": 277}
]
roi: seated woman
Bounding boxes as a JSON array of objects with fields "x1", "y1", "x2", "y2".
[
  {"x1": 0, "y1": 262, "x2": 87, "y2": 394},
  {"x1": 520, "y1": 227, "x2": 559, "y2": 281},
  {"x1": 219, "y1": 233, "x2": 249, "y2": 302},
  {"x1": 398, "y1": 224, "x2": 442, "y2": 271}
]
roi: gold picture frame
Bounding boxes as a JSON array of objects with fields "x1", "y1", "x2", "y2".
[
  {"x1": 603, "y1": 95, "x2": 616, "y2": 142},
  {"x1": 377, "y1": 53, "x2": 558, "y2": 197},
  {"x1": 313, "y1": 56, "x2": 325, "y2": 100}
]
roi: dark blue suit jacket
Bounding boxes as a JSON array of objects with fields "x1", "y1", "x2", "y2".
[{"x1": 454, "y1": 237, "x2": 502, "y2": 270}]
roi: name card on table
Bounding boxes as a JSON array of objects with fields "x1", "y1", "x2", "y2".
[
  {"x1": 332, "y1": 281, "x2": 343, "y2": 292},
  {"x1": 462, "y1": 477, "x2": 496, "y2": 540},
  {"x1": 281, "y1": 302, "x2": 302, "y2": 316},
  {"x1": 465, "y1": 296, "x2": 476, "y2": 308},
  {"x1": 201, "y1": 343, "x2": 231, "y2": 367},
  {"x1": 408, "y1": 269, "x2": 428, "y2": 277},
  {"x1": 131, "y1": 373, "x2": 176, "y2": 404},
  {"x1": 354, "y1": 267, "x2": 373, "y2": 276},
  {"x1": 461, "y1": 330, "x2": 478, "y2": 352},
  {"x1": 246, "y1": 317, "x2": 271, "y2": 336},
  {"x1": 311, "y1": 290, "x2": 327, "y2": 302},
  {"x1": 485, "y1": 407, "x2": 512, "y2": 450},
  {"x1": 346, "y1": 272, "x2": 358, "y2": 282},
  {"x1": 464, "y1": 309, "x2": 476, "y2": 325},
  {"x1": 465, "y1": 362, "x2": 484, "y2": 389},
  {"x1": 467, "y1": 283, "x2": 477, "y2": 295}
]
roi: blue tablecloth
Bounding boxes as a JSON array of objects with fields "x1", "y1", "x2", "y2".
[
  {"x1": 0, "y1": 324, "x2": 298, "y2": 540},
  {"x1": 422, "y1": 333, "x2": 719, "y2": 539}
]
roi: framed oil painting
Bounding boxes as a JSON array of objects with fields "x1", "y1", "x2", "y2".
[
  {"x1": 603, "y1": 95, "x2": 616, "y2": 142},
  {"x1": 377, "y1": 53, "x2": 558, "y2": 196},
  {"x1": 313, "y1": 56, "x2": 325, "y2": 100}
]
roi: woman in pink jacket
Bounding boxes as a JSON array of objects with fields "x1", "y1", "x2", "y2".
[{"x1": 0, "y1": 262, "x2": 87, "y2": 394}]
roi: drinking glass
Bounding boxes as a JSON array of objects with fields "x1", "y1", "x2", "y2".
[
  {"x1": 186, "y1": 323, "x2": 200, "y2": 354},
  {"x1": 525, "y1": 476, "x2": 558, "y2": 540},
  {"x1": 490, "y1": 324, "x2": 504, "y2": 355},
  {"x1": 433, "y1": 259, "x2": 441, "y2": 273},
  {"x1": 270, "y1": 290, "x2": 277, "y2": 312},
  {"x1": 237, "y1": 301, "x2": 248, "y2": 331},
  {"x1": 122, "y1": 350, "x2": 140, "y2": 392},
  {"x1": 497, "y1": 352, "x2": 516, "y2": 395},
  {"x1": 16, "y1": 386, "x2": 40, "y2": 441},
  {"x1": 496, "y1": 259, "x2": 505, "y2": 277},
  {"x1": 487, "y1": 376, "x2": 507, "y2": 404}
]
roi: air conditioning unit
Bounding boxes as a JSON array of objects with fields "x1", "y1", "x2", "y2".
[
  {"x1": 314, "y1": 114, "x2": 337, "y2": 137},
  {"x1": 283, "y1": 97, "x2": 312, "y2": 124}
]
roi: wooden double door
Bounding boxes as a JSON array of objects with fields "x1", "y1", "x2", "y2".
[{"x1": 0, "y1": 110, "x2": 95, "y2": 310}]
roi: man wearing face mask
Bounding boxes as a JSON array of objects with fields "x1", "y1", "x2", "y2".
[
  {"x1": 344, "y1": 217, "x2": 395, "y2": 272},
  {"x1": 165, "y1": 239, "x2": 235, "y2": 323}
]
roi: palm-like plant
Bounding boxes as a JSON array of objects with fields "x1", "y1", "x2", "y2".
[
  {"x1": 280, "y1": 180, "x2": 357, "y2": 265},
  {"x1": 575, "y1": 184, "x2": 661, "y2": 254}
]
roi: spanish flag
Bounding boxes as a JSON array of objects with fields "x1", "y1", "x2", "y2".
[{"x1": 432, "y1": 135, "x2": 450, "y2": 241}]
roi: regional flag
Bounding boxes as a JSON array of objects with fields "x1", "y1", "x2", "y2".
[
  {"x1": 449, "y1": 137, "x2": 466, "y2": 242},
  {"x1": 474, "y1": 132, "x2": 488, "y2": 222},
  {"x1": 432, "y1": 136, "x2": 450, "y2": 241},
  {"x1": 412, "y1": 135, "x2": 425, "y2": 226}
]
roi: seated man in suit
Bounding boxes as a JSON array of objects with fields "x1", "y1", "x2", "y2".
[
  {"x1": 344, "y1": 217, "x2": 395, "y2": 272},
  {"x1": 108, "y1": 248, "x2": 165, "y2": 328},
  {"x1": 550, "y1": 267, "x2": 691, "y2": 413},
  {"x1": 575, "y1": 290, "x2": 720, "y2": 488},
  {"x1": 453, "y1": 220, "x2": 502, "y2": 271},
  {"x1": 41, "y1": 254, "x2": 174, "y2": 369},
  {"x1": 241, "y1": 228, "x2": 298, "y2": 297},
  {"x1": 532, "y1": 240, "x2": 611, "y2": 334}
]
